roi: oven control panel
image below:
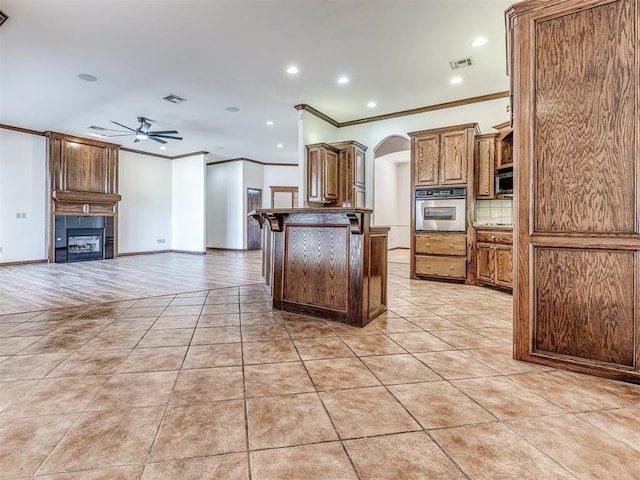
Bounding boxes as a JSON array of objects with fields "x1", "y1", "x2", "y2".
[{"x1": 415, "y1": 187, "x2": 466, "y2": 199}]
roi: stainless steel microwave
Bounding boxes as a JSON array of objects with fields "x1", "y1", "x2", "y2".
[{"x1": 495, "y1": 167, "x2": 514, "y2": 195}]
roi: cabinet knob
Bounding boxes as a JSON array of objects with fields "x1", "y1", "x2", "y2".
[
  {"x1": 426, "y1": 243, "x2": 430, "y2": 246},
  {"x1": 485, "y1": 189, "x2": 489, "y2": 193},
  {"x1": 491, "y1": 236, "x2": 496, "y2": 240},
  {"x1": 450, "y1": 266, "x2": 454, "y2": 270},
  {"x1": 449, "y1": 244, "x2": 453, "y2": 247}
]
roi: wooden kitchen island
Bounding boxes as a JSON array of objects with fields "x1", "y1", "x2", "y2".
[{"x1": 251, "y1": 207, "x2": 389, "y2": 327}]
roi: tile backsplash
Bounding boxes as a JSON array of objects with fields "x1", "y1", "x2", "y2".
[{"x1": 475, "y1": 199, "x2": 513, "y2": 225}]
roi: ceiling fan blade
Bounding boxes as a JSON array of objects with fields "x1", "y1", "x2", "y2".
[
  {"x1": 110, "y1": 121, "x2": 136, "y2": 132},
  {"x1": 105, "y1": 133, "x2": 135, "y2": 137},
  {"x1": 148, "y1": 136, "x2": 167, "y2": 144},
  {"x1": 151, "y1": 135, "x2": 183, "y2": 140},
  {"x1": 148, "y1": 130, "x2": 179, "y2": 135}
]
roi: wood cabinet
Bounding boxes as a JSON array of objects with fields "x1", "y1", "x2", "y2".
[
  {"x1": 508, "y1": 0, "x2": 640, "y2": 382},
  {"x1": 494, "y1": 121, "x2": 513, "y2": 169},
  {"x1": 306, "y1": 143, "x2": 339, "y2": 204},
  {"x1": 331, "y1": 140, "x2": 367, "y2": 208},
  {"x1": 410, "y1": 124, "x2": 477, "y2": 187},
  {"x1": 414, "y1": 233, "x2": 467, "y2": 279},
  {"x1": 476, "y1": 229, "x2": 512, "y2": 290},
  {"x1": 475, "y1": 133, "x2": 498, "y2": 199},
  {"x1": 252, "y1": 207, "x2": 389, "y2": 327}
]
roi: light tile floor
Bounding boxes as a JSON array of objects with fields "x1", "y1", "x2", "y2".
[{"x1": 1, "y1": 253, "x2": 639, "y2": 479}]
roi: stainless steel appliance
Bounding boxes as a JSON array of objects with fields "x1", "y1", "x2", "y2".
[
  {"x1": 415, "y1": 187, "x2": 466, "y2": 232},
  {"x1": 495, "y1": 167, "x2": 514, "y2": 195}
]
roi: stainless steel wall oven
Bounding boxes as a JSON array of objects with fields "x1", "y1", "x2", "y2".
[{"x1": 415, "y1": 187, "x2": 466, "y2": 233}]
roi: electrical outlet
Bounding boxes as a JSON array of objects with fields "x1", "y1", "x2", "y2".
[
  {"x1": 16, "y1": 212, "x2": 20, "y2": 219},
  {"x1": 0, "y1": 246, "x2": 3, "y2": 253},
  {"x1": 21, "y1": 212, "x2": 27, "y2": 219},
  {"x1": 491, "y1": 209, "x2": 499, "y2": 218}
]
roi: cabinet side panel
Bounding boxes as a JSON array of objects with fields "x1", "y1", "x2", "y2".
[
  {"x1": 283, "y1": 225, "x2": 348, "y2": 310},
  {"x1": 534, "y1": 248, "x2": 635, "y2": 366},
  {"x1": 534, "y1": 1, "x2": 636, "y2": 233}
]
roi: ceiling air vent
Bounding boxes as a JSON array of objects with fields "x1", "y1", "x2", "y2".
[
  {"x1": 0, "y1": 11, "x2": 8, "y2": 28},
  {"x1": 449, "y1": 57, "x2": 474, "y2": 70},
  {"x1": 88, "y1": 125, "x2": 106, "y2": 131},
  {"x1": 163, "y1": 94, "x2": 187, "y2": 104}
]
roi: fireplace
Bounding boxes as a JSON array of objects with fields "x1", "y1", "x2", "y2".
[
  {"x1": 54, "y1": 216, "x2": 114, "y2": 263},
  {"x1": 67, "y1": 228, "x2": 104, "y2": 262}
]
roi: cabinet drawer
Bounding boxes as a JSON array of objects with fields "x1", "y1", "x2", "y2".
[
  {"x1": 415, "y1": 255, "x2": 466, "y2": 279},
  {"x1": 476, "y1": 230, "x2": 513, "y2": 245},
  {"x1": 415, "y1": 233, "x2": 466, "y2": 255}
]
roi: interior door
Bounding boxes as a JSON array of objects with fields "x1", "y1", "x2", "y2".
[{"x1": 247, "y1": 188, "x2": 262, "y2": 250}]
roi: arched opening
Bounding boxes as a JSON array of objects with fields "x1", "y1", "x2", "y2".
[{"x1": 373, "y1": 135, "x2": 410, "y2": 252}]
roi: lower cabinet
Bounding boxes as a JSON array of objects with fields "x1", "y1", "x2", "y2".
[
  {"x1": 414, "y1": 233, "x2": 467, "y2": 280},
  {"x1": 476, "y1": 229, "x2": 513, "y2": 290}
]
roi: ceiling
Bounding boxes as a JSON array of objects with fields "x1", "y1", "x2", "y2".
[{"x1": 0, "y1": 0, "x2": 512, "y2": 164}]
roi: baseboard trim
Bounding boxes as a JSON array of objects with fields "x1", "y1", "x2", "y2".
[
  {"x1": 117, "y1": 250, "x2": 172, "y2": 257},
  {"x1": 0, "y1": 259, "x2": 48, "y2": 267},
  {"x1": 172, "y1": 250, "x2": 206, "y2": 255},
  {"x1": 207, "y1": 247, "x2": 252, "y2": 252}
]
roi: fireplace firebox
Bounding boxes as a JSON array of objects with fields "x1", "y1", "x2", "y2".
[
  {"x1": 54, "y1": 216, "x2": 114, "y2": 263},
  {"x1": 67, "y1": 228, "x2": 104, "y2": 262}
]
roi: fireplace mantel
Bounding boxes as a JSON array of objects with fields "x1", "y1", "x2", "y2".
[{"x1": 52, "y1": 190, "x2": 121, "y2": 216}]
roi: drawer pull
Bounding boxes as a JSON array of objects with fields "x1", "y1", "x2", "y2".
[{"x1": 449, "y1": 244, "x2": 453, "y2": 247}]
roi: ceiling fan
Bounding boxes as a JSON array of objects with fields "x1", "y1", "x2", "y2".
[{"x1": 95, "y1": 117, "x2": 183, "y2": 144}]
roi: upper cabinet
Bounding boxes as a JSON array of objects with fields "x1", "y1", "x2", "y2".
[
  {"x1": 306, "y1": 140, "x2": 367, "y2": 207},
  {"x1": 475, "y1": 133, "x2": 498, "y2": 199},
  {"x1": 307, "y1": 143, "x2": 340, "y2": 204},
  {"x1": 410, "y1": 124, "x2": 477, "y2": 187},
  {"x1": 494, "y1": 121, "x2": 513, "y2": 169},
  {"x1": 331, "y1": 140, "x2": 367, "y2": 208}
]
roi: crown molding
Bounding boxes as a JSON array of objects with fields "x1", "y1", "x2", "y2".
[
  {"x1": 296, "y1": 91, "x2": 510, "y2": 128},
  {"x1": 207, "y1": 157, "x2": 298, "y2": 167},
  {"x1": 0, "y1": 123, "x2": 45, "y2": 136}
]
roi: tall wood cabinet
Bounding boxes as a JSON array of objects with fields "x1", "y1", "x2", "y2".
[
  {"x1": 409, "y1": 124, "x2": 477, "y2": 284},
  {"x1": 475, "y1": 133, "x2": 498, "y2": 199},
  {"x1": 508, "y1": 0, "x2": 640, "y2": 382}
]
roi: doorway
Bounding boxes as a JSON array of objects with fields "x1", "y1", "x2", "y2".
[{"x1": 247, "y1": 188, "x2": 262, "y2": 250}]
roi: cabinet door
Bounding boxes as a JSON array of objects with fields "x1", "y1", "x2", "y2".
[
  {"x1": 414, "y1": 135, "x2": 440, "y2": 186},
  {"x1": 476, "y1": 136, "x2": 496, "y2": 198},
  {"x1": 323, "y1": 149, "x2": 339, "y2": 202},
  {"x1": 476, "y1": 243, "x2": 495, "y2": 284},
  {"x1": 307, "y1": 148, "x2": 322, "y2": 202},
  {"x1": 495, "y1": 244, "x2": 513, "y2": 288},
  {"x1": 354, "y1": 148, "x2": 365, "y2": 186},
  {"x1": 440, "y1": 131, "x2": 469, "y2": 185},
  {"x1": 496, "y1": 130, "x2": 513, "y2": 169}
]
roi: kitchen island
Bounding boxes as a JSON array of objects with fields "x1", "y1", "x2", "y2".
[{"x1": 250, "y1": 207, "x2": 389, "y2": 327}]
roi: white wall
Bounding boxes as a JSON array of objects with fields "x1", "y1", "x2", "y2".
[
  {"x1": 0, "y1": 129, "x2": 47, "y2": 263},
  {"x1": 396, "y1": 162, "x2": 411, "y2": 248},
  {"x1": 118, "y1": 151, "x2": 172, "y2": 254},
  {"x1": 207, "y1": 161, "x2": 244, "y2": 249},
  {"x1": 263, "y1": 165, "x2": 299, "y2": 208},
  {"x1": 373, "y1": 152, "x2": 411, "y2": 249},
  {"x1": 172, "y1": 154, "x2": 206, "y2": 253},
  {"x1": 242, "y1": 161, "x2": 264, "y2": 246}
]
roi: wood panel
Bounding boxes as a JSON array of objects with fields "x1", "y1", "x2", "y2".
[
  {"x1": 367, "y1": 233, "x2": 387, "y2": 315},
  {"x1": 475, "y1": 134, "x2": 497, "y2": 198},
  {"x1": 476, "y1": 243, "x2": 496, "y2": 283},
  {"x1": 413, "y1": 135, "x2": 440, "y2": 186},
  {"x1": 283, "y1": 225, "x2": 348, "y2": 310},
  {"x1": 440, "y1": 131, "x2": 469, "y2": 185},
  {"x1": 495, "y1": 245, "x2": 513, "y2": 287},
  {"x1": 534, "y1": 248, "x2": 635, "y2": 366},
  {"x1": 533, "y1": 0, "x2": 635, "y2": 233}
]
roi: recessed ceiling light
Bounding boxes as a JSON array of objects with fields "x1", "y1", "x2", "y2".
[
  {"x1": 471, "y1": 37, "x2": 488, "y2": 47},
  {"x1": 135, "y1": 133, "x2": 148, "y2": 140},
  {"x1": 367, "y1": 101, "x2": 377, "y2": 108},
  {"x1": 225, "y1": 106, "x2": 240, "y2": 112},
  {"x1": 216, "y1": 146, "x2": 225, "y2": 149},
  {"x1": 160, "y1": 146, "x2": 167, "y2": 150},
  {"x1": 78, "y1": 73, "x2": 97, "y2": 82},
  {"x1": 266, "y1": 121, "x2": 274, "y2": 126},
  {"x1": 89, "y1": 132, "x2": 105, "y2": 138},
  {"x1": 337, "y1": 76, "x2": 349, "y2": 84},
  {"x1": 286, "y1": 66, "x2": 299, "y2": 74},
  {"x1": 277, "y1": 143, "x2": 284, "y2": 148},
  {"x1": 450, "y1": 77, "x2": 463, "y2": 84}
]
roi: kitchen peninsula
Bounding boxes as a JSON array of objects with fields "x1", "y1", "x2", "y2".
[{"x1": 251, "y1": 207, "x2": 389, "y2": 327}]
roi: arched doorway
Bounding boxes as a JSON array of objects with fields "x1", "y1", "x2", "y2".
[{"x1": 373, "y1": 135, "x2": 410, "y2": 250}]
